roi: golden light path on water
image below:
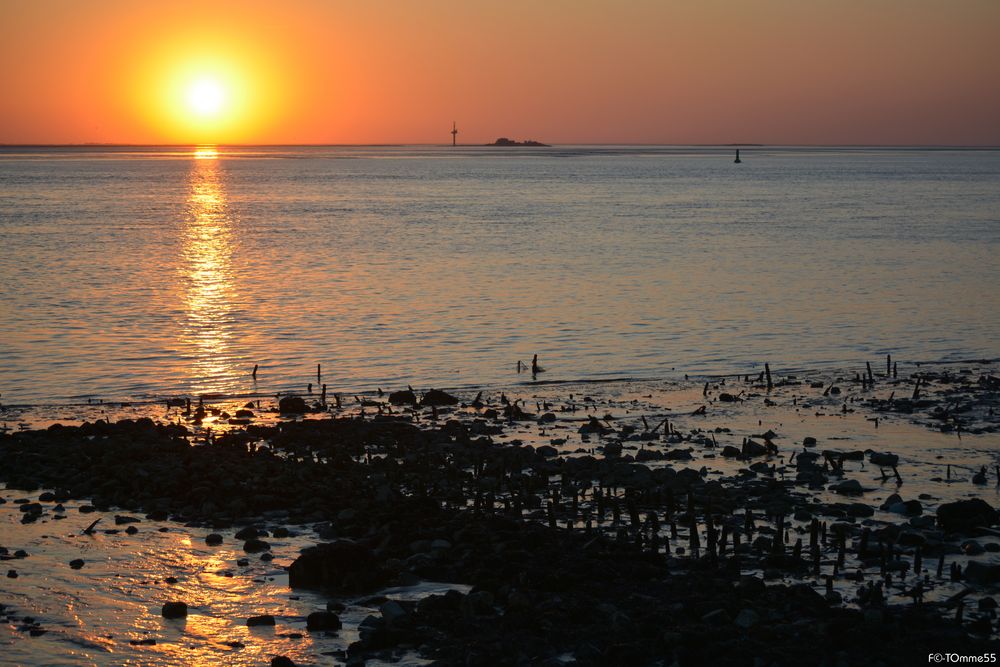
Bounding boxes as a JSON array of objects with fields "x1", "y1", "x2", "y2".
[
  {"x1": 0, "y1": 486, "x2": 457, "y2": 665},
  {"x1": 180, "y1": 147, "x2": 243, "y2": 396}
]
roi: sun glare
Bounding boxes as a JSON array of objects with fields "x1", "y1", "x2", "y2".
[
  {"x1": 187, "y1": 79, "x2": 225, "y2": 116},
  {"x1": 129, "y1": 33, "x2": 292, "y2": 143}
]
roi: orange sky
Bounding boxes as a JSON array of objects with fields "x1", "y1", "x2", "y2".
[{"x1": 1, "y1": 0, "x2": 998, "y2": 145}]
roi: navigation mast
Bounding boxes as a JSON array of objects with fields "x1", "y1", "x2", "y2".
[{"x1": 451, "y1": 121, "x2": 458, "y2": 147}]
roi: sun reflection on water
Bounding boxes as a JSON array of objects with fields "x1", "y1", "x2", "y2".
[{"x1": 180, "y1": 148, "x2": 242, "y2": 395}]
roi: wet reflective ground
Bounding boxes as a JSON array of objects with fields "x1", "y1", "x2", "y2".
[{"x1": 2, "y1": 368, "x2": 999, "y2": 664}]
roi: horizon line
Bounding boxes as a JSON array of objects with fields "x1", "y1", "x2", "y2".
[{"x1": 2, "y1": 142, "x2": 1000, "y2": 149}]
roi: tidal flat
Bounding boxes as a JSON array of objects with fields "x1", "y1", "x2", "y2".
[{"x1": 1, "y1": 360, "x2": 999, "y2": 666}]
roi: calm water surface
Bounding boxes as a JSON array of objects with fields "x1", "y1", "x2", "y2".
[{"x1": 1, "y1": 146, "x2": 998, "y2": 404}]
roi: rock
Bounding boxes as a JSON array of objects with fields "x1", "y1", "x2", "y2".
[
  {"x1": 602, "y1": 442, "x2": 623, "y2": 457},
  {"x1": 734, "y1": 608, "x2": 760, "y2": 629},
  {"x1": 721, "y1": 445, "x2": 742, "y2": 457},
  {"x1": 888, "y1": 500, "x2": 922, "y2": 516},
  {"x1": 278, "y1": 395, "x2": 308, "y2": 414},
  {"x1": 422, "y1": 389, "x2": 459, "y2": 406},
  {"x1": 964, "y1": 561, "x2": 1000, "y2": 585},
  {"x1": 880, "y1": 493, "x2": 903, "y2": 510},
  {"x1": 69, "y1": 559, "x2": 84, "y2": 569},
  {"x1": 6, "y1": 570, "x2": 16, "y2": 578},
  {"x1": 538, "y1": 412, "x2": 557, "y2": 424},
  {"x1": 869, "y1": 451, "x2": 899, "y2": 467},
  {"x1": 306, "y1": 610, "x2": 342, "y2": 631},
  {"x1": 161, "y1": 601, "x2": 188, "y2": 619},
  {"x1": 803, "y1": 436, "x2": 817, "y2": 447},
  {"x1": 963, "y1": 540, "x2": 986, "y2": 556},
  {"x1": 380, "y1": 600, "x2": 408, "y2": 625},
  {"x1": 247, "y1": 614, "x2": 276, "y2": 627},
  {"x1": 205, "y1": 533, "x2": 223, "y2": 546},
  {"x1": 289, "y1": 540, "x2": 389, "y2": 592},
  {"x1": 388, "y1": 389, "x2": 417, "y2": 406},
  {"x1": 535, "y1": 445, "x2": 558, "y2": 458},
  {"x1": 235, "y1": 526, "x2": 259, "y2": 540},
  {"x1": 937, "y1": 499, "x2": 997, "y2": 532},
  {"x1": 742, "y1": 440, "x2": 767, "y2": 457},
  {"x1": 462, "y1": 590, "x2": 495, "y2": 616},
  {"x1": 271, "y1": 658, "x2": 296, "y2": 667},
  {"x1": 718, "y1": 393, "x2": 739, "y2": 402},
  {"x1": 701, "y1": 608, "x2": 730, "y2": 625},
  {"x1": 580, "y1": 417, "x2": 609, "y2": 435},
  {"x1": 243, "y1": 539, "x2": 271, "y2": 553},
  {"x1": 664, "y1": 449, "x2": 693, "y2": 460},
  {"x1": 846, "y1": 503, "x2": 874, "y2": 517},
  {"x1": 831, "y1": 479, "x2": 863, "y2": 495}
]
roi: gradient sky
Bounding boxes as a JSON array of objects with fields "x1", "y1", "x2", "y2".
[{"x1": 1, "y1": 0, "x2": 998, "y2": 145}]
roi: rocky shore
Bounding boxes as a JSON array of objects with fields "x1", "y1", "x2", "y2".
[{"x1": 2, "y1": 363, "x2": 999, "y2": 665}]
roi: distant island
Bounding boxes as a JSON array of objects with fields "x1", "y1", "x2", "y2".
[{"x1": 487, "y1": 137, "x2": 549, "y2": 147}]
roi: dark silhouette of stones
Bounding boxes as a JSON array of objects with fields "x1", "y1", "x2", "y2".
[
  {"x1": 306, "y1": 610, "x2": 342, "y2": 631},
  {"x1": 831, "y1": 479, "x2": 863, "y2": 495},
  {"x1": 247, "y1": 614, "x2": 275, "y2": 627},
  {"x1": 965, "y1": 561, "x2": 1000, "y2": 585},
  {"x1": 235, "y1": 526, "x2": 259, "y2": 540},
  {"x1": 205, "y1": 533, "x2": 223, "y2": 546},
  {"x1": 271, "y1": 657, "x2": 296, "y2": 667},
  {"x1": 243, "y1": 538, "x2": 271, "y2": 553},
  {"x1": 869, "y1": 451, "x2": 899, "y2": 467},
  {"x1": 278, "y1": 395, "x2": 307, "y2": 414},
  {"x1": 388, "y1": 389, "x2": 417, "y2": 405},
  {"x1": 69, "y1": 559, "x2": 84, "y2": 569},
  {"x1": 289, "y1": 540, "x2": 389, "y2": 593},
  {"x1": 161, "y1": 601, "x2": 187, "y2": 619},
  {"x1": 937, "y1": 499, "x2": 997, "y2": 532},
  {"x1": 421, "y1": 389, "x2": 459, "y2": 407}
]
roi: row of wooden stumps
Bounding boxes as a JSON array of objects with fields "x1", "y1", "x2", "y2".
[{"x1": 449, "y1": 475, "x2": 965, "y2": 604}]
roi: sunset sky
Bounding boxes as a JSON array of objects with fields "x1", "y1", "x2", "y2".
[{"x1": 1, "y1": 0, "x2": 998, "y2": 146}]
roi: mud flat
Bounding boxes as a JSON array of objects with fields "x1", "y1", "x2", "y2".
[{"x1": 1, "y1": 361, "x2": 999, "y2": 665}]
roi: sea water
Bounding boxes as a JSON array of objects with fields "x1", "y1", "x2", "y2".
[{"x1": 1, "y1": 145, "x2": 998, "y2": 405}]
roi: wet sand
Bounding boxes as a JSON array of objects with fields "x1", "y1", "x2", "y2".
[{"x1": 2, "y1": 360, "x2": 999, "y2": 665}]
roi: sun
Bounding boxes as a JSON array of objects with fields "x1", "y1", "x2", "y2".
[{"x1": 187, "y1": 78, "x2": 226, "y2": 116}]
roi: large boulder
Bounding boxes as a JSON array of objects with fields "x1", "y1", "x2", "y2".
[
  {"x1": 288, "y1": 540, "x2": 390, "y2": 593},
  {"x1": 278, "y1": 395, "x2": 308, "y2": 414},
  {"x1": 306, "y1": 610, "x2": 342, "y2": 631},
  {"x1": 421, "y1": 389, "x2": 459, "y2": 407},
  {"x1": 937, "y1": 499, "x2": 997, "y2": 532},
  {"x1": 388, "y1": 389, "x2": 417, "y2": 406},
  {"x1": 964, "y1": 561, "x2": 1000, "y2": 585},
  {"x1": 161, "y1": 601, "x2": 188, "y2": 619}
]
